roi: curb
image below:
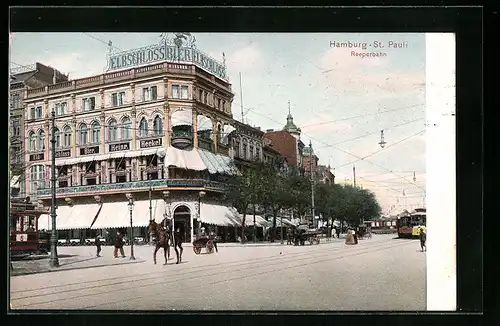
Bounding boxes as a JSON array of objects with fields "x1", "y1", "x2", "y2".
[{"x1": 11, "y1": 259, "x2": 146, "y2": 277}]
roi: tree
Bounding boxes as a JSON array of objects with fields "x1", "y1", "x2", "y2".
[{"x1": 286, "y1": 167, "x2": 311, "y2": 222}]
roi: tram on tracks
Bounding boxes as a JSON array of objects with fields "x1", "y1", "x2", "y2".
[
  {"x1": 396, "y1": 208, "x2": 426, "y2": 238},
  {"x1": 10, "y1": 197, "x2": 50, "y2": 257}
]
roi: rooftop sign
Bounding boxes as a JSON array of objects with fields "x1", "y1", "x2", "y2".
[{"x1": 106, "y1": 33, "x2": 227, "y2": 81}]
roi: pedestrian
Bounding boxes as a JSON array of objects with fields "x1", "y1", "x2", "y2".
[
  {"x1": 209, "y1": 228, "x2": 218, "y2": 253},
  {"x1": 114, "y1": 231, "x2": 126, "y2": 258},
  {"x1": 419, "y1": 227, "x2": 426, "y2": 252},
  {"x1": 95, "y1": 234, "x2": 102, "y2": 257},
  {"x1": 336, "y1": 227, "x2": 341, "y2": 238},
  {"x1": 353, "y1": 229, "x2": 358, "y2": 244}
]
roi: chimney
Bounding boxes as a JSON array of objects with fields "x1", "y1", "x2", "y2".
[
  {"x1": 53, "y1": 69, "x2": 57, "y2": 84},
  {"x1": 266, "y1": 129, "x2": 274, "y2": 133}
]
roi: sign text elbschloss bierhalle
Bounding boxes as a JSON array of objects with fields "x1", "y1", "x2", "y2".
[{"x1": 107, "y1": 44, "x2": 227, "y2": 81}]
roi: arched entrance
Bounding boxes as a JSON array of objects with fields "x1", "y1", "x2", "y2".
[{"x1": 173, "y1": 205, "x2": 192, "y2": 243}]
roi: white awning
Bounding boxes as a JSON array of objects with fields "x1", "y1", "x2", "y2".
[
  {"x1": 10, "y1": 175, "x2": 20, "y2": 188},
  {"x1": 223, "y1": 124, "x2": 236, "y2": 135},
  {"x1": 242, "y1": 215, "x2": 271, "y2": 227},
  {"x1": 56, "y1": 157, "x2": 81, "y2": 166},
  {"x1": 109, "y1": 152, "x2": 126, "y2": 159},
  {"x1": 131, "y1": 199, "x2": 166, "y2": 227},
  {"x1": 38, "y1": 205, "x2": 75, "y2": 230},
  {"x1": 171, "y1": 109, "x2": 193, "y2": 127},
  {"x1": 197, "y1": 149, "x2": 240, "y2": 175},
  {"x1": 165, "y1": 146, "x2": 206, "y2": 170},
  {"x1": 91, "y1": 201, "x2": 131, "y2": 229},
  {"x1": 38, "y1": 214, "x2": 51, "y2": 231},
  {"x1": 62, "y1": 203, "x2": 102, "y2": 230},
  {"x1": 200, "y1": 203, "x2": 239, "y2": 226},
  {"x1": 197, "y1": 115, "x2": 213, "y2": 131},
  {"x1": 140, "y1": 148, "x2": 159, "y2": 156}
]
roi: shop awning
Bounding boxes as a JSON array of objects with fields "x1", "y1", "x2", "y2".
[
  {"x1": 91, "y1": 201, "x2": 131, "y2": 229},
  {"x1": 171, "y1": 109, "x2": 193, "y2": 127},
  {"x1": 241, "y1": 215, "x2": 271, "y2": 227},
  {"x1": 131, "y1": 199, "x2": 166, "y2": 227},
  {"x1": 10, "y1": 175, "x2": 20, "y2": 188},
  {"x1": 165, "y1": 146, "x2": 206, "y2": 171},
  {"x1": 197, "y1": 149, "x2": 240, "y2": 175},
  {"x1": 38, "y1": 205, "x2": 75, "y2": 231},
  {"x1": 200, "y1": 203, "x2": 239, "y2": 226},
  {"x1": 62, "y1": 203, "x2": 102, "y2": 230},
  {"x1": 197, "y1": 115, "x2": 212, "y2": 131}
]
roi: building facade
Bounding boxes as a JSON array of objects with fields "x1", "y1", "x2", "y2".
[
  {"x1": 22, "y1": 43, "x2": 256, "y2": 243},
  {"x1": 10, "y1": 63, "x2": 68, "y2": 198}
]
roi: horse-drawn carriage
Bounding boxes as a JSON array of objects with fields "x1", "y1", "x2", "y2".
[
  {"x1": 192, "y1": 236, "x2": 217, "y2": 254},
  {"x1": 293, "y1": 225, "x2": 321, "y2": 246},
  {"x1": 357, "y1": 225, "x2": 372, "y2": 239}
]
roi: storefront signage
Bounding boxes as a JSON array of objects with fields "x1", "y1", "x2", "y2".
[
  {"x1": 107, "y1": 43, "x2": 227, "y2": 81},
  {"x1": 140, "y1": 138, "x2": 163, "y2": 148},
  {"x1": 109, "y1": 142, "x2": 130, "y2": 152},
  {"x1": 80, "y1": 146, "x2": 99, "y2": 156},
  {"x1": 55, "y1": 149, "x2": 71, "y2": 158},
  {"x1": 29, "y1": 153, "x2": 44, "y2": 161}
]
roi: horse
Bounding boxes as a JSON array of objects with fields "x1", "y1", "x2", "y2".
[
  {"x1": 148, "y1": 220, "x2": 174, "y2": 265},
  {"x1": 161, "y1": 218, "x2": 184, "y2": 264}
]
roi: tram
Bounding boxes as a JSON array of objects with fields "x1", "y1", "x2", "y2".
[
  {"x1": 10, "y1": 197, "x2": 49, "y2": 256},
  {"x1": 396, "y1": 208, "x2": 426, "y2": 238}
]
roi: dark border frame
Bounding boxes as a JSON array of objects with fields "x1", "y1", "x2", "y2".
[{"x1": 7, "y1": 5, "x2": 483, "y2": 324}]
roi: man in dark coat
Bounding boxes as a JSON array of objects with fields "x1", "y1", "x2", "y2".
[
  {"x1": 335, "y1": 227, "x2": 341, "y2": 238},
  {"x1": 419, "y1": 227, "x2": 427, "y2": 252},
  {"x1": 114, "y1": 231, "x2": 126, "y2": 258},
  {"x1": 95, "y1": 234, "x2": 102, "y2": 257}
]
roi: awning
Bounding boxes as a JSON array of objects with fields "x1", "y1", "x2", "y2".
[
  {"x1": 238, "y1": 214, "x2": 270, "y2": 227},
  {"x1": 197, "y1": 115, "x2": 212, "y2": 130},
  {"x1": 131, "y1": 199, "x2": 166, "y2": 226},
  {"x1": 38, "y1": 205, "x2": 75, "y2": 231},
  {"x1": 200, "y1": 203, "x2": 238, "y2": 226},
  {"x1": 10, "y1": 175, "x2": 20, "y2": 188},
  {"x1": 56, "y1": 157, "x2": 81, "y2": 166},
  {"x1": 165, "y1": 146, "x2": 206, "y2": 170},
  {"x1": 171, "y1": 109, "x2": 193, "y2": 127},
  {"x1": 109, "y1": 152, "x2": 126, "y2": 159},
  {"x1": 91, "y1": 201, "x2": 131, "y2": 229},
  {"x1": 223, "y1": 124, "x2": 236, "y2": 135},
  {"x1": 265, "y1": 217, "x2": 295, "y2": 227},
  {"x1": 197, "y1": 149, "x2": 240, "y2": 175},
  {"x1": 62, "y1": 203, "x2": 102, "y2": 230}
]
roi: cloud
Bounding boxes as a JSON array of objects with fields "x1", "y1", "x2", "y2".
[
  {"x1": 226, "y1": 45, "x2": 263, "y2": 73},
  {"x1": 317, "y1": 47, "x2": 425, "y2": 97},
  {"x1": 301, "y1": 116, "x2": 352, "y2": 134},
  {"x1": 41, "y1": 52, "x2": 104, "y2": 78}
]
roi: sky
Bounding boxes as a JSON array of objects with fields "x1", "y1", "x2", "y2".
[{"x1": 10, "y1": 32, "x2": 427, "y2": 215}]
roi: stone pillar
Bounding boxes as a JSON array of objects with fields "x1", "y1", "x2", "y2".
[
  {"x1": 100, "y1": 112, "x2": 105, "y2": 153},
  {"x1": 212, "y1": 118, "x2": 218, "y2": 153},
  {"x1": 101, "y1": 161, "x2": 107, "y2": 183},
  {"x1": 131, "y1": 109, "x2": 137, "y2": 150},
  {"x1": 71, "y1": 94, "x2": 76, "y2": 114},
  {"x1": 192, "y1": 110, "x2": 198, "y2": 149},
  {"x1": 130, "y1": 83, "x2": 135, "y2": 105},
  {"x1": 100, "y1": 89, "x2": 105, "y2": 109},
  {"x1": 72, "y1": 117, "x2": 77, "y2": 155}
]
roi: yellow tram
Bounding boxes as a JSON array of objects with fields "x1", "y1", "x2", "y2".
[{"x1": 396, "y1": 208, "x2": 426, "y2": 238}]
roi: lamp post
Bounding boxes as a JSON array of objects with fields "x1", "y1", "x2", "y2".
[
  {"x1": 198, "y1": 191, "x2": 206, "y2": 239},
  {"x1": 280, "y1": 211, "x2": 284, "y2": 245},
  {"x1": 379, "y1": 130, "x2": 386, "y2": 148},
  {"x1": 126, "y1": 193, "x2": 135, "y2": 260},
  {"x1": 148, "y1": 174, "x2": 153, "y2": 222},
  {"x1": 49, "y1": 110, "x2": 59, "y2": 268}
]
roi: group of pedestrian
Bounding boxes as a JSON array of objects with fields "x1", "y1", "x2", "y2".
[{"x1": 94, "y1": 231, "x2": 127, "y2": 258}]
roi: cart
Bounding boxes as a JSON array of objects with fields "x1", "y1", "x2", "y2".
[
  {"x1": 293, "y1": 226, "x2": 321, "y2": 246},
  {"x1": 192, "y1": 237, "x2": 216, "y2": 254}
]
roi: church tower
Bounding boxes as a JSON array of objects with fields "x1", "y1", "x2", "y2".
[{"x1": 283, "y1": 100, "x2": 301, "y2": 140}]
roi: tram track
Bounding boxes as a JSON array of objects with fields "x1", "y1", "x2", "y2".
[{"x1": 11, "y1": 239, "x2": 416, "y2": 309}]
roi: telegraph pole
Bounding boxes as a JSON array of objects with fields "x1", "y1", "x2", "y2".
[
  {"x1": 353, "y1": 165, "x2": 356, "y2": 188},
  {"x1": 49, "y1": 111, "x2": 59, "y2": 267},
  {"x1": 309, "y1": 141, "x2": 315, "y2": 229}
]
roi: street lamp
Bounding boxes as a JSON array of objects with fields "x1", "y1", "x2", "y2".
[
  {"x1": 126, "y1": 193, "x2": 135, "y2": 260},
  {"x1": 378, "y1": 130, "x2": 386, "y2": 148},
  {"x1": 49, "y1": 110, "x2": 59, "y2": 268},
  {"x1": 198, "y1": 191, "x2": 206, "y2": 239}
]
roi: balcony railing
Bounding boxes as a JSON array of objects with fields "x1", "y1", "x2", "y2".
[{"x1": 36, "y1": 178, "x2": 226, "y2": 197}]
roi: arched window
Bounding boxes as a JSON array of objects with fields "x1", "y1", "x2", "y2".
[
  {"x1": 53, "y1": 128, "x2": 61, "y2": 148},
  {"x1": 91, "y1": 121, "x2": 101, "y2": 144},
  {"x1": 122, "y1": 117, "x2": 131, "y2": 140},
  {"x1": 153, "y1": 115, "x2": 163, "y2": 135},
  {"x1": 139, "y1": 117, "x2": 148, "y2": 137},
  {"x1": 79, "y1": 124, "x2": 88, "y2": 145},
  {"x1": 108, "y1": 119, "x2": 118, "y2": 141},
  {"x1": 37, "y1": 130, "x2": 45, "y2": 151},
  {"x1": 29, "y1": 131, "x2": 36, "y2": 151},
  {"x1": 29, "y1": 165, "x2": 45, "y2": 193},
  {"x1": 63, "y1": 126, "x2": 72, "y2": 147}
]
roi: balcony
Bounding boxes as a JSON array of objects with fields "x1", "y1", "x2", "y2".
[
  {"x1": 36, "y1": 178, "x2": 226, "y2": 198},
  {"x1": 171, "y1": 127, "x2": 193, "y2": 149}
]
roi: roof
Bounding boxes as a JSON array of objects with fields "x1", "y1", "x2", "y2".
[
  {"x1": 283, "y1": 113, "x2": 301, "y2": 134},
  {"x1": 10, "y1": 71, "x2": 37, "y2": 85}
]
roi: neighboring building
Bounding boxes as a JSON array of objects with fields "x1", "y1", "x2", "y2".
[
  {"x1": 230, "y1": 121, "x2": 264, "y2": 171},
  {"x1": 302, "y1": 144, "x2": 319, "y2": 178},
  {"x1": 22, "y1": 36, "x2": 256, "y2": 243},
  {"x1": 316, "y1": 164, "x2": 335, "y2": 185},
  {"x1": 9, "y1": 63, "x2": 68, "y2": 198}
]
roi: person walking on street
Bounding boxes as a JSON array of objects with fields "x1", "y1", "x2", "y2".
[
  {"x1": 335, "y1": 227, "x2": 341, "y2": 238},
  {"x1": 95, "y1": 234, "x2": 102, "y2": 257},
  {"x1": 114, "y1": 231, "x2": 126, "y2": 258},
  {"x1": 419, "y1": 227, "x2": 427, "y2": 252}
]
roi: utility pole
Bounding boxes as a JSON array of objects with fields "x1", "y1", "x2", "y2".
[
  {"x1": 309, "y1": 141, "x2": 315, "y2": 229},
  {"x1": 353, "y1": 165, "x2": 356, "y2": 188},
  {"x1": 148, "y1": 174, "x2": 153, "y2": 222},
  {"x1": 49, "y1": 111, "x2": 59, "y2": 268},
  {"x1": 239, "y1": 72, "x2": 244, "y2": 123}
]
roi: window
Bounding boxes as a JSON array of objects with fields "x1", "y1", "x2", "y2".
[
  {"x1": 122, "y1": 117, "x2": 131, "y2": 140},
  {"x1": 37, "y1": 130, "x2": 45, "y2": 151},
  {"x1": 108, "y1": 119, "x2": 118, "y2": 141},
  {"x1": 143, "y1": 86, "x2": 158, "y2": 101},
  {"x1": 30, "y1": 107, "x2": 36, "y2": 119},
  {"x1": 63, "y1": 126, "x2": 72, "y2": 147},
  {"x1": 11, "y1": 93, "x2": 21, "y2": 109},
  {"x1": 139, "y1": 117, "x2": 148, "y2": 137},
  {"x1": 116, "y1": 175, "x2": 127, "y2": 183},
  {"x1": 222, "y1": 100, "x2": 226, "y2": 112},
  {"x1": 54, "y1": 128, "x2": 61, "y2": 148},
  {"x1": 198, "y1": 89, "x2": 203, "y2": 102},
  {"x1": 153, "y1": 115, "x2": 163, "y2": 135},
  {"x1": 111, "y1": 92, "x2": 126, "y2": 107},
  {"x1": 29, "y1": 132, "x2": 36, "y2": 151},
  {"x1": 172, "y1": 85, "x2": 180, "y2": 99},
  {"x1": 256, "y1": 147, "x2": 261, "y2": 161},
  {"x1": 82, "y1": 97, "x2": 96, "y2": 111},
  {"x1": 55, "y1": 102, "x2": 68, "y2": 116},
  {"x1": 29, "y1": 165, "x2": 45, "y2": 192},
  {"x1": 58, "y1": 180, "x2": 68, "y2": 188},
  {"x1": 35, "y1": 106, "x2": 43, "y2": 119},
  {"x1": 249, "y1": 145, "x2": 254, "y2": 159},
  {"x1": 91, "y1": 121, "x2": 101, "y2": 144},
  {"x1": 242, "y1": 141, "x2": 247, "y2": 159},
  {"x1": 79, "y1": 124, "x2": 88, "y2": 145},
  {"x1": 203, "y1": 92, "x2": 208, "y2": 103},
  {"x1": 12, "y1": 121, "x2": 20, "y2": 136},
  {"x1": 181, "y1": 86, "x2": 189, "y2": 99},
  {"x1": 217, "y1": 98, "x2": 221, "y2": 109},
  {"x1": 233, "y1": 139, "x2": 240, "y2": 158}
]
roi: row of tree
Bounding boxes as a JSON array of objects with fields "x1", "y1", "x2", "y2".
[{"x1": 226, "y1": 162, "x2": 382, "y2": 243}]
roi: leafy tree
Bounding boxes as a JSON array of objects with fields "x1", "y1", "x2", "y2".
[{"x1": 286, "y1": 167, "x2": 311, "y2": 222}]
